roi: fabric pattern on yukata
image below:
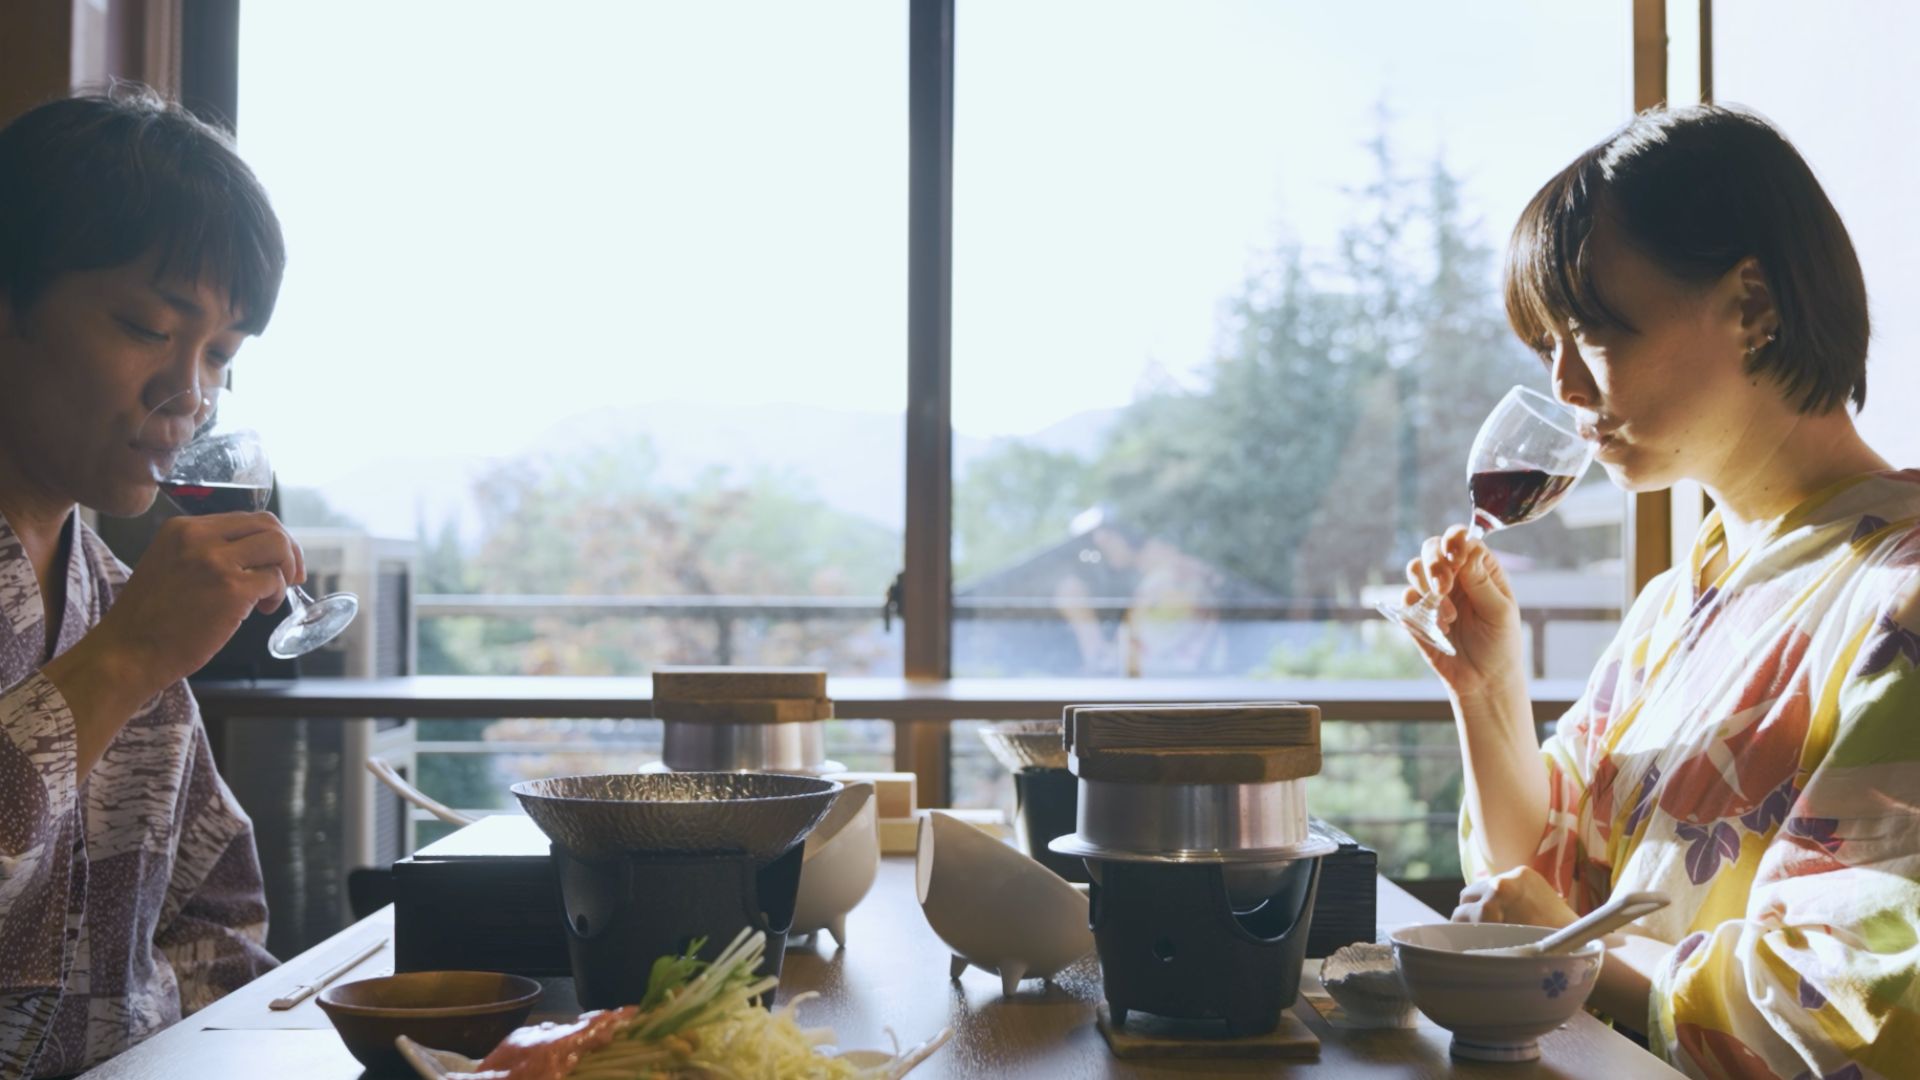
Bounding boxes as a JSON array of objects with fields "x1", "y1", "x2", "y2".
[
  {"x1": 1460, "y1": 470, "x2": 1920, "y2": 1079},
  {"x1": 0, "y1": 511, "x2": 275, "y2": 1077}
]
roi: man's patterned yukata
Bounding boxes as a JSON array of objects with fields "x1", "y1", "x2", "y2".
[{"x1": 0, "y1": 511, "x2": 274, "y2": 1076}]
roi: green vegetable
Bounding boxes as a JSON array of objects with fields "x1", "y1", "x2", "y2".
[
  {"x1": 640, "y1": 937, "x2": 710, "y2": 1011},
  {"x1": 626, "y1": 928, "x2": 778, "y2": 1043}
]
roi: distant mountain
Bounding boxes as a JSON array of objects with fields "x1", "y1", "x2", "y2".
[
  {"x1": 981, "y1": 407, "x2": 1120, "y2": 464},
  {"x1": 287, "y1": 452, "x2": 496, "y2": 541},
  {"x1": 295, "y1": 402, "x2": 1124, "y2": 544}
]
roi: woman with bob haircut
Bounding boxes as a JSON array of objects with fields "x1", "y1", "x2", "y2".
[
  {"x1": 0, "y1": 88, "x2": 304, "y2": 1075},
  {"x1": 1406, "y1": 104, "x2": 1918, "y2": 1077}
]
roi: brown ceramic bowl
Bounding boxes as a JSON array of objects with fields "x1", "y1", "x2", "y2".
[{"x1": 317, "y1": 970, "x2": 541, "y2": 1073}]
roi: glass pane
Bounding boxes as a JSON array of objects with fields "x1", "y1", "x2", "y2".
[
  {"x1": 951, "y1": 0, "x2": 1628, "y2": 682},
  {"x1": 1715, "y1": 4, "x2": 1920, "y2": 466},
  {"x1": 949, "y1": 2, "x2": 1633, "y2": 874},
  {"x1": 237, "y1": 2, "x2": 908, "y2": 679}
]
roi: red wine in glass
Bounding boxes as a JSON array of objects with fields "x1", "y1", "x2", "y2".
[
  {"x1": 159, "y1": 480, "x2": 272, "y2": 516},
  {"x1": 1468, "y1": 468, "x2": 1579, "y2": 532}
]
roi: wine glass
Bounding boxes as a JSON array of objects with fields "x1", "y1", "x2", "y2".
[
  {"x1": 1376, "y1": 385, "x2": 1595, "y2": 657},
  {"x1": 154, "y1": 420, "x2": 359, "y2": 659}
]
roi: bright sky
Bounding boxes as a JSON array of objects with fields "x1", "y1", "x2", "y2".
[
  {"x1": 235, "y1": 2, "x2": 1920, "y2": 536},
  {"x1": 234, "y1": 1, "x2": 1627, "y2": 523}
]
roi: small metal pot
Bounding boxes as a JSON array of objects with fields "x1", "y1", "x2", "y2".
[
  {"x1": 661, "y1": 718, "x2": 835, "y2": 774},
  {"x1": 1061, "y1": 776, "x2": 1322, "y2": 861}
]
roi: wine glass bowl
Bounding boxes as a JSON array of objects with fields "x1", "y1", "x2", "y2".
[
  {"x1": 1377, "y1": 385, "x2": 1594, "y2": 657},
  {"x1": 157, "y1": 431, "x2": 274, "y2": 514}
]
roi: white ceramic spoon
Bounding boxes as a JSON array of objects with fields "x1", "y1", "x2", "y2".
[{"x1": 1466, "y1": 890, "x2": 1669, "y2": 957}]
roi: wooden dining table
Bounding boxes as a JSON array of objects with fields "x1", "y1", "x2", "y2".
[{"x1": 79, "y1": 853, "x2": 1679, "y2": 1079}]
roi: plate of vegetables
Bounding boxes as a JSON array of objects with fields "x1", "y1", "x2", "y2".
[{"x1": 396, "y1": 928, "x2": 950, "y2": 1079}]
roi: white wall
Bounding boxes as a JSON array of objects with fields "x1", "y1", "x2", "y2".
[{"x1": 1716, "y1": 4, "x2": 1920, "y2": 468}]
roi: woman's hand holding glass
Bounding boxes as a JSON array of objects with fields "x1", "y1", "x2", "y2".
[
  {"x1": 1380, "y1": 384, "x2": 1594, "y2": 697},
  {"x1": 1402, "y1": 525, "x2": 1529, "y2": 699}
]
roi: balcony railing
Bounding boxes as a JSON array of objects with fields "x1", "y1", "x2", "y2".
[
  {"x1": 204, "y1": 592, "x2": 1609, "y2": 881},
  {"x1": 415, "y1": 593, "x2": 1618, "y2": 677}
]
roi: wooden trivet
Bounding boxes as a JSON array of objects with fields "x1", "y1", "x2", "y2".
[{"x1": 1095, "y1": 1002, "x2": 1320, "y2": 1060}]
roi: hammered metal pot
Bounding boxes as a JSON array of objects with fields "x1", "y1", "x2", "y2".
[{"x1": 510, "y1": 772, "x2": 840, "y2": 860}]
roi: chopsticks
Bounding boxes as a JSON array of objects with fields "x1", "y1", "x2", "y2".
[{"x1": 268, "y1": 937, "x2": 386, "y2": 1010}]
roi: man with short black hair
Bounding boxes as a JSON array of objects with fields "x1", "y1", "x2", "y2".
[{"x1": 0, "y1": 87, "x2": 301, "y2": 1076}]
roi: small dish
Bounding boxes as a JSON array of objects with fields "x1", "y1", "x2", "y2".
[
  {"x1": 915, "y1": 810, "x2": 1093, "y2": 996},
  {"x1": 1390, "y1": 922, "x2": 1604, "y2": 1062},
  {"x1": 316, "y1": 970, "x2": 541, "y2": 1073},
  {"x1": 1320, "y1": 941, "x2": 1415, "y2": 1028}
]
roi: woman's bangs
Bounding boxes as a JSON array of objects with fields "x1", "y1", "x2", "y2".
[{"x1": 1503, "y1": 160, "x2": 1628, "y2": 351}]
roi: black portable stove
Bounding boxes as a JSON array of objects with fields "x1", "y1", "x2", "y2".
[
  {"x1": 1050, "y1": 702, "x2": 1337, "y2": 1038},
  {"x1": 1084, "y1": 854, "x2": 1322, "y2": 1035}
]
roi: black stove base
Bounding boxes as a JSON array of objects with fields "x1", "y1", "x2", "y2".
[
  {"x1": 1090, "y1": 856, "x2": 1322, "y2": 1038},
  {"x1": 555, "y1": 843, "x2": 804, "y2": 1010}
]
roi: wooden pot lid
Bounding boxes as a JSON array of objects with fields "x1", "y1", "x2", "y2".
[
  {"x1": 1065, "y1": 702, "x2": 1320, "y2": 784},
  {"x1": 651, "y1": 666, "x2": 832, "y2": 725}
]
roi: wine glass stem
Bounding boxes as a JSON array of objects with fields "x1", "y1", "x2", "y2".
[{"x1": 285, "y1": 586, "x2": 312, "y2": 617}]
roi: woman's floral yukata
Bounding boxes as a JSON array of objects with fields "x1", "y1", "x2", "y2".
[{"x1": 1463, "y1": 471, "x2": 1920, "y2": 1079}]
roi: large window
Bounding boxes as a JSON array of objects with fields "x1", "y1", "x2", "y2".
[
  {"x1": 949, "y1": 1, "x2": 1628, "y2": 684},
  {"x1": 233, "y1": 3, "x2": 1640, "y2": 868},
  {"x1": 941, "y1": 0, "x2": 1633, "y2": 848},
  {"x1": 237, "y1": 3, "x2": 908, "y2": 826},
  {"x1": 237, "y1": 2, "x2": 909, "y2": 681}
]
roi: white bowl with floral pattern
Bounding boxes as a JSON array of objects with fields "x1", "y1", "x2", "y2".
[{"x1": 1389, "y1": 922, "x2": 1605, "y2": 1062}]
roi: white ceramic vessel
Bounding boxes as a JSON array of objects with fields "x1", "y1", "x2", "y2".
[
  {"x1": 915, "y1": 810, "x2": 1094, "y2": 997},
  {"x1": 1390, "y1": 922, "x2": 1606, "y2": 1062},
  {"x1": 791, "y1": 781, "x2": 878, "y2": 948}
]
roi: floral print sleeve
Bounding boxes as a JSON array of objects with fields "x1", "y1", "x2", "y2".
[{"x1": 1460, "y1": 571, "x2": 1677, "y2": 913}]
